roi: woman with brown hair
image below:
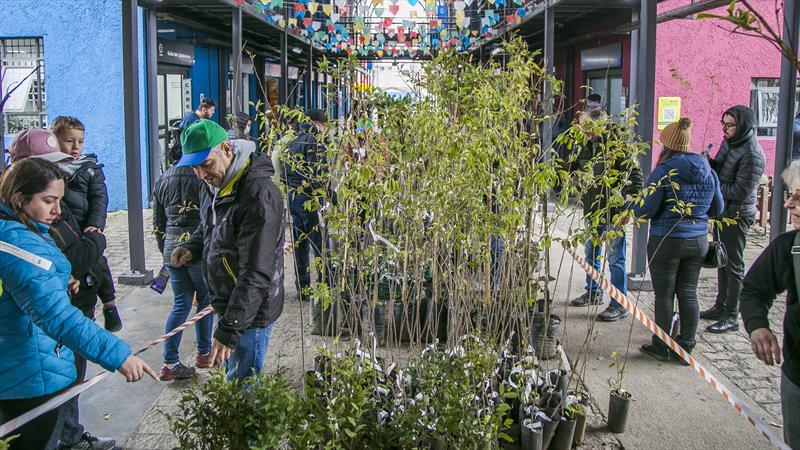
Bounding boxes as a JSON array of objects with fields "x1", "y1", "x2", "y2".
[{"x1": 0, "y1": 158, "x2": 156, "y2": 449}]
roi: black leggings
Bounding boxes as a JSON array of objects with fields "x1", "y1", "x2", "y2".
[
  {"x1": 647, "y1": 235, "x2": 708, "y2": 350},
  {"x1": 0, "y1": 392, "x2": 63, "y2": 449}
]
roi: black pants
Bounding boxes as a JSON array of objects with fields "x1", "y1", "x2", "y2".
[
  {"x1": 714, "y1": 216, "x2": 753, "y2": 318},
  {"x1": 0, "y1": 392, "x2": 63, "y2": 450},
  {"x1": 288, "y1": 192, "x2": 325, "y2": 296},
  {"x1": 648, "y1": 235, "x2": 708, "y2": 350},
  {"x1": 57, "y1": 303, "x2": 94, "y2": 447}
]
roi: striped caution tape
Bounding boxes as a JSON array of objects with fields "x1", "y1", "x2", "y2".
[
  {"x1": 564, "y1": 244, "x2": 790, "y2": 450},
  {"x1": 0, "y1": 305, "x2": 215, "y2": 438}
]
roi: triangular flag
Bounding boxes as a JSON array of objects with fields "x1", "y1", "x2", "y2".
[
  {"x1": 331, "y1": 12, "x2": 341, "y2": 22},
  {"x1": 303, "y1": 17, "x2": 313, "y2": 27},
  {"x1": 322, "y1": 4, "x2": 333, "y2": 15},
  {"x1": 335, "y1": 0, "x2": 346, "y2": 7},
  {"x1": 374, "y1": 7, "x2": 384, "y2": 16},
  {"x1": 453, "y1": 1, "x2": 465, "y2": 10},
  {"x1": 389, "y1": 4, "x2": 399, "y2": 15},
  {"x1": 308, "y1": 2, "x2": 319, "y2": 13},
  {"x1": 312, "y1": 20, "x2": 322, "y2": 30}
]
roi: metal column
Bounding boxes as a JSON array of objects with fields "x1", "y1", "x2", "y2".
[
  {"x1": 770, "y1": 0, "x2": 800, "y2": 239},
  {"x1": 629, "y1": 9, "x2": 639, "y2": 107},
  {"x1": 119, "y1": 0, "x2": 153, "y2": 285},
  {"x1": 542, "y1": 2, "x2": 554, "y2": 153},
  {"x1": 145, "y1": 10, "x2": 160, "y2": 193},
  {"x1": 280, "y1": 5, "x2": 289, "y2": 106},
  {"x1": 631, "y1": 0, "x2": 657, "y2": 279},
  {"x1": 305, "y1": 47, "x2": 313, "y2": 110},
  {"x1": 232, "y1": 6, "x2": 243, "y2": 114}
]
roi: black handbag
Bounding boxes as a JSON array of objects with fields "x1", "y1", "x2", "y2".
[{"x1": 703, "y1": 229, "x2": 728, "y2": 269}]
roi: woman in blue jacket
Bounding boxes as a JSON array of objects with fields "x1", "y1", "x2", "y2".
[
  {"x1": 633, "y1": 118, "x2": 724, "y2": 363},
  {"x1": 0, "y1": 158, "x2": 156, "y2": 449}
]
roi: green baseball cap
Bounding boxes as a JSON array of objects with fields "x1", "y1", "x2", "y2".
[{"x1": 177, "y1": 119, "x2": 228, "y2": 167}]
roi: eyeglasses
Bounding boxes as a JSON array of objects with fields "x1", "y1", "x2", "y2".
[{"x1": 721, "y1": 121, "x2": 737, "y2": 129}]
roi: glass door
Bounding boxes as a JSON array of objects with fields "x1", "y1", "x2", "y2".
[{"x1": 586, "y1": 70, "x2": 624, "y2": 119}]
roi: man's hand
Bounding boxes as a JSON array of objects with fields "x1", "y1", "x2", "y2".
[
  {"x1": 68, "y1": 276, "x2": 80, "y2": 295},
  {"x1": 170, "y1": 247, "x2": 193, "y2": 267},
  {"x1": 750, "y1": 328, "x2": 782, "y2": 366},
  {"x1": 83, "y1": 226, "x2": 101, "y2": 234},
  {"x1": 209, "y1": 338, "x2": 233, "y2": 367},
  {"x1": 118, "y1": 355, "x2": 158, "y2": 382}
]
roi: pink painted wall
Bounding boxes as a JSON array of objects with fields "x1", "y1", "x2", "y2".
[{"x1": 654, "y1": 0, "x2": 783, "y2": 175}]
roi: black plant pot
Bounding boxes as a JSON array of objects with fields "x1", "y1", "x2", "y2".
[
  {"x1": 531, "y1": 313, "x2": 561, "y2": 360},
  {"x1": 310, "y1": 299, "x2": 339, "y2": 336},
  {"x1": 520, "y1": 418, "x2": 543, "y2": 450},
  {"x1": 549, "y1": 417, "x2": 576, "y2": 450},
  {"x1": 607, "y1": 391, "x2": 632, "y2": 433},
  {"x1": 539, "y1": 413, "x2": 559, "y2": 449}
]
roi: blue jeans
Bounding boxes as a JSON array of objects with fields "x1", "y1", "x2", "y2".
[
  {"x1": 584, "y1": 224, "x2": 627, "y2": 306},
  {"x1": 225, "y1": 324, "x2": 274, "y2": 383},
  {"x1": 164, "y1": 264, "x2": 213, "y2": 364}
]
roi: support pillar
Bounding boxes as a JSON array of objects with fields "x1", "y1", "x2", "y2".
[
  {"x1": 771, "y1": 0, "x2": 800, "y2": 239},
  {"x1": 305, "y1": 46, "x2": 313, "y2": 110},
  {"x1": 120, "y1": 0, "x2": 153, "y2": 285},
  {"x1": 145, "y1": 9, "x2": 160, "y2": 192},
  {"x1": 630, "y1": 0, "x2": 656, "y2": 285},
  {"x1": 232, "y1": 6, "x2": 243, "y2": 114},
  {"x1": 542, "y1": 2, "x2": 554, "y2": 153},
  {"x1": 280, "y1": 27, "x2": 288, "y2": 105}
]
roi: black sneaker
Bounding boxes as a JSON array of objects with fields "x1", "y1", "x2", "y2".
[
  {"x1": 103, "y1": 306, "x2": 122, "y2": 332},
  {"x1": 640, "y1": 343, "x2": 671, "y2": 362},
  {"x1": 597, "y1": 305, "x2": 628, "y2": 322},
  {"x1": 570, "y1": 292, "x2": 603, "y2": 307},
  {"x1": 59, "y1": 432, "x2": 115, "y2": 450}
]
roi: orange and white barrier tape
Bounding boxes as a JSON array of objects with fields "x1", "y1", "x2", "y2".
[
  {"x1": 565, "y1": 244, "x2": 790, "y2": 450},
  {"x1": 0, "y1": 305, "x2": 215, "y2": 438}
]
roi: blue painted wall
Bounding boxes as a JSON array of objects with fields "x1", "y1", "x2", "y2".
[{"x1": 1, "y1": 0, "x2": 150, "y2": 211}]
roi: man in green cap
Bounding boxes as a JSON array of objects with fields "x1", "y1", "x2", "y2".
[{"x1": 170, "y1": 119, "x2": 285, "y2": 382}]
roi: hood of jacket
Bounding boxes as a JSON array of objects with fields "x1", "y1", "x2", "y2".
[
  {"x1": 723, "y1": 105, "x2": 756, "y2": 146},
  {"x1": 662, "y1": 152, "x2": 712, "y2": 184},
  {"x1": 212, "y1": 139, "x2": 261, "y2": 196}
]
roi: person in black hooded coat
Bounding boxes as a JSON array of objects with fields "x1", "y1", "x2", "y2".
[{"x1": 701, "y1": 105, "x2": 766, "y2": 333}]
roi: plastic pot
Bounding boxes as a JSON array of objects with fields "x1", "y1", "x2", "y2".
[
  {"x1": 607, "y1": 390, "x2": 632, "y2": 433},
  {"x1": 520, "y1": 418, "x2": 543, "y2": 450},
  {"x1": 531, "y1": 313, "x2": 561, "y2": 359},
  {"x1": 549, "y1": 417, "x2": 576, "y2": 450},
  {"x1": 539, "y1": 413, "x2": 559, "y2": 449},
  {"x1": 572, "y1": 410, "x2": 588, "y2": 447},
  {"x1": 310, "y1": 299, "x2": 339, "y2": 336}
]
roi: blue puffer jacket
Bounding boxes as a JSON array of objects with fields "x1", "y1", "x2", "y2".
[
  {"x1": 0, "y1": 204, "x2": 130, "y2": 400},
  {"x1": 634, "y1": 152, "x2": 724, "y2": 238}
]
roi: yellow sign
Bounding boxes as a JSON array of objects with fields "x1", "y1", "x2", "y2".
[{"x1": 657, "y1": 97, "x2": 681, "y2": 130}]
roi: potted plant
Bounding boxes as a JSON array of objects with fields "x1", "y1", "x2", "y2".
[{"x1": 607, "y1": 351, "x2": 633, "y2": 433}]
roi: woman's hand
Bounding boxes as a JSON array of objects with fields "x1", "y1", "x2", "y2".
[{"x1": 118, "y1": 355, "x2": 158, "y2": 382}]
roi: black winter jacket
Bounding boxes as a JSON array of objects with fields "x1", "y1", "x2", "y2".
[
  {"x1": 711, "y1": 105, "x2": 765, "y2": 219},
  {"x1": 59, "y1": 154, "x2": 109, "y2": 230},
  {"x1": 283, "y1": 123, "x2": 328, "y2": 192},
  {"x1": 182, "y1": 152, "x2": 285, "y2": 349},
  {"x1": 52, "y1": 203, "x2": 107, "y2": 309},
  {"x1": 740, "y1": 230, "x2": 800, "y2": 387},
  {"x1": 152, "y1": 165, "x2": 204, "y2": 265},
  {"x1": 568, "y1": 133, "x2": 644, "y2": 218}
]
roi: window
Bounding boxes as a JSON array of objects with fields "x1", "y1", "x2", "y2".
[
  {"x1": 750, "y1": 78, "x2": 799, "y2": 137},
  {"x1": 0, "y1": 38, "x2": 47, "y2": 135}
]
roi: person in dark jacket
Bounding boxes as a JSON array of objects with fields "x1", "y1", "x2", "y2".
[
  {"x1": 152, "y1": 146, "x2": 214, "y2": 382},
  {"x1": 178, "y1": 98, "x2": 216, "y2": 131},
  {"x1": 0, "y1": 158, "x2": 155, "y2": 450},
  {"x1": 170, "y1": 119, "x2": 285, "y2": 383},
  {"x1": 701, "y1": 105, "x2": 766, "y2": 333},
  {"x1": 228, "y1": 111, "x2": 253, "y2": 141},
  {"x1": 793, "y1": 112, "x2": 800, "y2": 162},
  {"x1": 568, "y1": 109, "x2": 644, "y2": 322},
  {"x1": 51, "y1": 116, "x2": 121, "y2": 333},
  {"x1": 633, "y1": 118, "x2": 724, "y2": 362},
  {"x1": 739, "y1": 160, "x2": 800, "y2": 448},
  {"x1": 283, "y1": 108, "x2": 329, "y2": 304}
]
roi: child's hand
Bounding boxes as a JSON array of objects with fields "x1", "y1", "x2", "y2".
[
  {"x1": 83, "y1": 226, "x2": 101, "y2": 234},
  {"x1": 68, "y1": 276, "x2": 80, "y2": 294}
]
